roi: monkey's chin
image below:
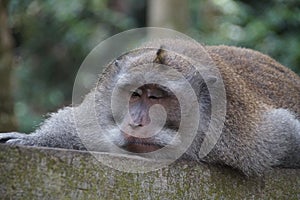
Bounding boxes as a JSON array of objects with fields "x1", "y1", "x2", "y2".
[{"x1": 121, "y1": 144, "x2": 163, "y2": 153}]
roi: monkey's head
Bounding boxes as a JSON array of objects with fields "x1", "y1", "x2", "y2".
[{"x1": 84, "y1": 40, "x2": 216, "y2": 160}]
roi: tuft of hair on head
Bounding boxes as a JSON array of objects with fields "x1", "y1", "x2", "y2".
[{"x1": 153, "y1": 45, "x2": 168, "y2": 64}]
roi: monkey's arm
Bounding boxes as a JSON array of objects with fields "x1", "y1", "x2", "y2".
[
  {"x1": 0, "y1": 107, "x2": 86, "y2": 150},
  {"x1": 0, "y1": 132, "x2": 28, "y2": 143},
  {"x1": 261, "y1": 108, "x2": 300, "y2": 168}
]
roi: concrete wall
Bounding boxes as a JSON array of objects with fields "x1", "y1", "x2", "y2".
[{"x1": 0, "y1": 144, "x2": 299, "y2": 199}]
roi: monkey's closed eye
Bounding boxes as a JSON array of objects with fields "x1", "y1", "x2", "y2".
[
  {"x1": 148, "y1": 93, "x2": 164, "y2": 99},
  {"x1": 148, "y1": 95, "x2": 159, "y2": 99},
  {"x1": 130, "y1": 88, "x2": 143, "y2": 98},
  {"x1": 147, "y1": 88, "x2": 166, "y2": 99},
  {"x1": 131, "y1": 92, "x2": 141, "y2": 97}
]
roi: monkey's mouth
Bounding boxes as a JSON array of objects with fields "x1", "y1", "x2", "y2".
[
  {"x1": 122, "y1": 143, "x2": 163, "y2": 153},
  {"x1": 120, "y1": 135, "x2": 164, "y2": 153}
]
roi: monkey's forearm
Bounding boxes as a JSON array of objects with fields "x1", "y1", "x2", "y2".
[{"x1": 1, "y1": 107, "x2": 86, "y2": 150}]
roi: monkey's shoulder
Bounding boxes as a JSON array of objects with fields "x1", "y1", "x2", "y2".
[
  {"x1": 206, "y1": 45, "x2": 298, "y2": 82},
  {"x1": 205, "y1": 45, "x2": 300, "y2": 114}
]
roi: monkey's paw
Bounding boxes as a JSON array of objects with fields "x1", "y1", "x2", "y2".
[{"x1": 0, "y1": 132, "x2": 29, "y2": 145}]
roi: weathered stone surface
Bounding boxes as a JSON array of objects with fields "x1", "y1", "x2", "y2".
[{"x1": 0, "y1": 144, "x2": 299, "y2": 199}]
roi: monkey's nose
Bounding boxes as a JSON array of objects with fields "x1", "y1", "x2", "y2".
[{"x1": 129, "y1": 114, "x2": 151, "y2": 128}]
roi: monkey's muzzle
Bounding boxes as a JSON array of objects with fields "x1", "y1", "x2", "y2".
[{"x1": 120, "y1": 133, "x2": 163, "y2": 153}]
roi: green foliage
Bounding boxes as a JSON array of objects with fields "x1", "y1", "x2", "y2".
[
  {"x1": 8, "y1": 0, "x2": 141, "y2": 132},
  {"x1": 189, "y1": 0, "x2": 300, "y2": 73}
]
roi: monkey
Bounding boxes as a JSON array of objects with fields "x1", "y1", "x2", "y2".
[{"x1": 1, "y1": 39, "x2": 300, "y2": 176}]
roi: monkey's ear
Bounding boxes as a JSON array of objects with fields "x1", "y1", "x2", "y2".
[
  {"x1": 205, "y1": 75, "x2": 218, "y2": 86},
  {"x1": 154, "y1": 46, "x2": 167, "y2": 64}
]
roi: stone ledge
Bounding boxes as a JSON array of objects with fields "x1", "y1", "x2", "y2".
[{"x1": 0, "y1": 144, "x2": 299, "y2": 199}]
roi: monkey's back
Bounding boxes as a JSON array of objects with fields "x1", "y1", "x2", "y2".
[{"x1": 206, "y1": 46, "x2": 300, "y2": 116}]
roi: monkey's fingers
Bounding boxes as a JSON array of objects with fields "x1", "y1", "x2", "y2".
[{"x1": 0, "y1": 132, "x2": 27, "y2": 143}]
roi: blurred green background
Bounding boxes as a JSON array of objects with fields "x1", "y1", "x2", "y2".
[{"x1": 1, "y1": 0, "x2": 300, "y2": 133}]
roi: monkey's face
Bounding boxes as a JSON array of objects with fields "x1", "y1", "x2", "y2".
[
  {"x1": 118, "y1": 83, "x2": 180, "y2": 153},
  {"x1": 92, "y1": 47, "x2": 201, "y2": 159}
]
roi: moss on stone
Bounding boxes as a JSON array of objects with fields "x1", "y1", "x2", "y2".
[{"x1": 0, "y1": 145, "x2": 299, "y2": 199}]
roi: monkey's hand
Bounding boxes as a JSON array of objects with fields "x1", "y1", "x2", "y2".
[{"x1": 0, "y1": 132, "x2": 33, "y2": 146}]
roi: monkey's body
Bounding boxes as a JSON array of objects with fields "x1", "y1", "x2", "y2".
[
  {"x1": 205, "y1": 46, "x2": 300, "y2": 174},
  {"x1": 1, "y1": 40, "x2": 300, "y2": 176}
]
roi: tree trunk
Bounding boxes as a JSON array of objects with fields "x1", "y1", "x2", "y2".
[
  {"x1": 147, "y1": 0, "x2": 188, "y2": 33},
  {"x1": 0, "y1": 0, "x2": 17, "y2": 132}
]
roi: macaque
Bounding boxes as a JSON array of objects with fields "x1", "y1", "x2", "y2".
[{"x1": 1, "y1": 39, "x2": 300, "y2": 176}]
